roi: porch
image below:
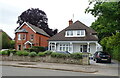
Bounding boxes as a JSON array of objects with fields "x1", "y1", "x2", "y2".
[{"x1": 48, "y1": 41, "x2": 102, "y2": 54}]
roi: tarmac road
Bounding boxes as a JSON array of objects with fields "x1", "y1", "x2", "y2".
[{"x1": 1, "y1": 66, "x2": 101, "y2": 76}]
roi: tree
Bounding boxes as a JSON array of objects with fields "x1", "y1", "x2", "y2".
[
  {"x1": 17, "y1": 8, "x2": 57, "y2": 36},
  {"x1": 85, "y1": 2, "x2": 120, "y2": 40}
]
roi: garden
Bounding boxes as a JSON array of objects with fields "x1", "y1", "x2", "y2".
[{"x1": 0, "y1": 47, "x2": 89, "y2": 65}]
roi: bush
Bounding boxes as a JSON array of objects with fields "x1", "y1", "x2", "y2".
[
  {"x1": 16, "y1": 51, "x2": 23, "y2": 56},
  {"x1": 51, "y1": 52, "x2": 69, "y2": 58},
  {"x1": 29, "y1": 52, "x2": 37, "y2": 57},
  {"x1": 112, "y1": 46, "x2": 120, "y2": 61},
  {"x1": 44, "y1": 51, "x2": 52, "y2": 55},
  {"x1": 0, "y1": 51, "x2": 9, "y2": 55},
  {"x1": 70, "y1": 53, "x2": 82, "y2": 59},
  {"x1": 8, "y1": 50, "x2": 17, "y2": 54},
  {"x1": 38, "y1": 52, "x2": 46, "y2": 57},
  {"x1": 24, "y1": 46, "x2": 46, "y2": 53},
  {"x1": 23, "y1": 51, "x2": 29, "y2": 56}
]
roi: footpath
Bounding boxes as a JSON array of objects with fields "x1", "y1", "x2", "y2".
[{"x1": 0, "y1": 61, "x2": 98, "y2": 73}]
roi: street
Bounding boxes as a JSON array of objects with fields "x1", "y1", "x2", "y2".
[
  {"x1": 0, "y1": 60, "x2": 119, "y2": 76},
  {"x1": 1, "y1": 66, "x2": 100, "y2": 76}
]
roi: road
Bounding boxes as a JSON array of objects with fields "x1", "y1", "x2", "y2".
[{"x1": 1, "y1": 66, "x2": 101, "y2": 76}]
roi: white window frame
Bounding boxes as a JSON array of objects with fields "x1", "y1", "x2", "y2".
[
  {"x1": 18, "y1": 34, "x2": 21, "y2": 40},
  {"x1": 23, "y1": 34, "x2": 26, "y2": 40},
  {"x1": 30, "y1": 34, "x2": 34, "y2": 41},
  {"x1": 59, "y1": 44, "x2": 71, "y2": 52},
  {"x1": 65, "y1": 30, "x2": 85, "y2": 37}
]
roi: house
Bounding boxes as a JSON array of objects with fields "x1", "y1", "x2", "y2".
[
  {"x1": 48, "y1": 20, "x2": 102, "y2": 54},
  {"x1": 15, "y1": 22, "x2": 50, "y2": 50}
]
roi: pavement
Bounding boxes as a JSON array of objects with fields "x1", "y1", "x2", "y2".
[
  {"x1": 0, "y1": 60, "x2": 119, "y2": 76},
  {"x1": 0, "y1": 61, "x2": 98, "y2": 73}
]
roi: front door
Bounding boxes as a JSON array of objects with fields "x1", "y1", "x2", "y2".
[{"x1": 18, "y1": 45, "x2": 21, "y2": 50}]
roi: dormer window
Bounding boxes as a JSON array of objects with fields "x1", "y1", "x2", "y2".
[{"x1": 65, "y1": 30, "x2": 85, "y2": 37}]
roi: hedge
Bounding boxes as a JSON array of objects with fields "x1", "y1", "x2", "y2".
[{"x1": 29, "y1": 52, "x2": 37, "y2": 57}]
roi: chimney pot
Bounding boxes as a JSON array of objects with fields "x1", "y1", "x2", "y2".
[{"x1": 69, "y1": 19, "x2": 73, "y2": 26}]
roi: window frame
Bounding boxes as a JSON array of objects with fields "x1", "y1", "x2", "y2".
[{"x1": 65, "y1": 30, "x2": 85, "y2": 37}]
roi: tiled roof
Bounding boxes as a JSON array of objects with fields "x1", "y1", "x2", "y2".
[
  {"x1": 15, "y1": 22, "x2": 50, "y2": 37},
  {"x1": 48, "y1": 21, "x2": 98, "y2": 41},
  {"x1": 27, "y1": 22, "x2": 50, "y2": 37},
  {"x1": 16, "y1": 29, "x2": 28, "y2": 33}
]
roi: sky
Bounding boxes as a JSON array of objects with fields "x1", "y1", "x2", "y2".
[{"x1": 0, "y1": 0, "x2": 95, "y2": 39}]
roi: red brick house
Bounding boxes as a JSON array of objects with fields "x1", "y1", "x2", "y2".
[{"x1": 15, "y1": 22, "x2": 50, "y2": 50}]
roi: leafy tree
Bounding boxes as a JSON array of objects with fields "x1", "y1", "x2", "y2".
[
  {"x1": 86, "y1": 2, "x2": 120, "y2": 40},
  {"x1": 17, "y1": 8, "x2": 57, "y2": 36},
  {"x1": 85, "y1": 1, "x2": 120, "y2": 61},
  {"x1": 0, "y1": 33, "x2": 2, "y2": 50}
]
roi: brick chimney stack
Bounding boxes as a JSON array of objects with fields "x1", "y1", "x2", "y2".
[{"x1": 69, "y1": 19, "x2": 73, "y2": 26}]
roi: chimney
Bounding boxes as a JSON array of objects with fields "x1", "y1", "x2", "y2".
[{"x1": 69, "y1": 19, "x2": 73, "y2": 26}]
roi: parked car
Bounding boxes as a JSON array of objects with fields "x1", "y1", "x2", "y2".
[
  {"x1": 56, "y1": 51, "x2": 70, "y2": 54},
  {"x1": 93, "y1": 51, "x2": 111, "y2": 63}
]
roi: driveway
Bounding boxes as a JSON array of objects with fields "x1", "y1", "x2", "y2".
[{"x1": 90, "y1": 59, "x2": 119, "y2": 76}]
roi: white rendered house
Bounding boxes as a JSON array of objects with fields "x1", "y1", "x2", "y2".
[{"x1": 48, "y1": 20, "x2": 102, "y2": 54}]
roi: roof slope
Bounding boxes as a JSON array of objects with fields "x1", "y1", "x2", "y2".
[
  {"x1": 48, "y1": 21, "x2": 98, "y2": 41},
  {"x1": 15, "y1": 22, "x2": 50, "y2": 37}
]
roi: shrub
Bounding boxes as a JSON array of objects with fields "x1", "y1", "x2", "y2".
[
  {"x1": 44, "y1": 51, "x2": 52, "y2": 55},
  {"x1": 29, "y1": 52, "x2": 37, "y2": 57},
  {"x1": 38, "y1": 52, "x2": 46, "y2": 57},
  {"x1": 51, "y1": 52, "x2": 69, "y2": 58},
  {"x1": 8, "y1": 50, "x2": 17, "y2": 54},
  {"x1": 23, "y1": 51, "x2": 29, "y2": 56},
  {"x1": 70, "y1": 53, "x2": 82, "y2": 59},
  {"x1": 16, "y1": 51, "x2": 23, "y2": 56},
  {"x1": 1, "y1": 51, "x2": 9, "y2": 55}
]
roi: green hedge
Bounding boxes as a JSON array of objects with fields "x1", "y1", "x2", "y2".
[
  {"x1": 29, "y1": 52, "x2": 37, "y2": 57},
  {"x1": 24, "y1": 46, "x2": 46, "y2": 53},
  {"x1": 16, "y1": 51, "x2": 29, "y2": 56},
  {"x1": 0, "y1": 51, "x2": 9, "y2": 55},
  {"x1": 51, "y1": 52, "x2": 70, "y2": 58},
  {"x1": 70, "y1": 53, "x2": 82, "y2": 59},
  {"x1": 38, "y1": 52, "x2": 46, "y2": 57}
]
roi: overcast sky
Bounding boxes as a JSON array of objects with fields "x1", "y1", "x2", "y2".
[{"x1": 0, "y1": 0, "x2": 95, "y2": 39}]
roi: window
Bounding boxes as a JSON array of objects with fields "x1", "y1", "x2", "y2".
[
  {"x1": 23, "y1": 34, "x2": 26, "y2": 40},
  {"x1": 30, "y1": 34, "x2": 34, "y2": 41},
  {"x1": 59, "y1": 44, "x2": 71, "y2": 52},
  {"x1": 18, "y1": 34, "x2": 21, "y2": 40},
  {"x1": 65, "y1": 30, "x2": 85, "y2": 37}
]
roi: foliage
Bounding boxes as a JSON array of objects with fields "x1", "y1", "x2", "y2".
[
  {"x1": 9, "y1": 40, "x2": 15, "y2": 49},
  {"x1": 70, "y1": 53, "x2": 82, "y2": 59},
  {"x1": 2, "y1": 32, "x2": 11, "y2": 49},
  {"x1": 100, "y1": 32, "x2": 120, "y2": 61},
  {"x1": 16, "y1": 51, "x2": 23, "y2": 56},
  {"x1": 51, "y1": 52, "x2": 70, "y2": 58},
  {"x1": 0, "y1": 51, "x2": 9, "y2": 55},
  {"x1": 44, "y1": 51, "x2": 52, "y2": 55},
  {"x1": 8, "y1": 50, "x2": 17, "y2": 54},
  {"x1": 37, "y1": 52, "x2": 46, "y2": 57},
  {"x1": 86, "y1": 1, "x2": 120, "y2": 61},
  {"x1": 29, "y1": 52, "x2": 37, "y2": 57},
  {"x1": 24, "y1": 46, "x2": 46, "y2": 53},
  {"x1": 17, "y1": 8, "x2": 57, "y2": 36},
  {"x1": 86, "y1": 2, "x2": 120, "y2": 41},
  {"x1": 22, "y1": 51, "x2": 29, "y2": 56}
]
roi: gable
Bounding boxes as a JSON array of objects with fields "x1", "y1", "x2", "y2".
[{"x1": 15, "y1": 22, "x2": 50, "y2": 37}]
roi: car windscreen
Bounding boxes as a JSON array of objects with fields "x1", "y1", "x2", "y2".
[{"x1": 100, "y1": 52, "x2": 109, "y2": 55}]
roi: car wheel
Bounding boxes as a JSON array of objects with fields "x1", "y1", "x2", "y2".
[{"x1": 93, "y1": 59, "x2": 95, "y2": 61}]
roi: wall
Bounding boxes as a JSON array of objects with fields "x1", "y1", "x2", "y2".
[{"x1": 0, "y1": 53, "x2": 89, "y2": 65}]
